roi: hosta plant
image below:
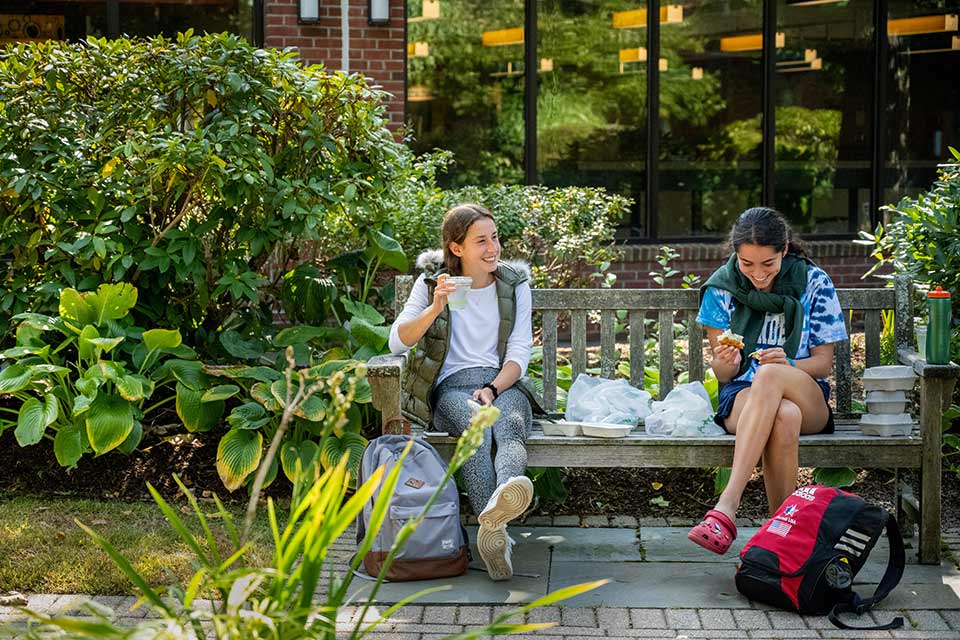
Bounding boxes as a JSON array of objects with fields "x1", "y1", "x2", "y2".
[
  {"x1": 0, "y1": 283, "x2": 190, "y2": 466},
  {"x1": 182, "y1": 329, "x2": 374, "y2": 492}
]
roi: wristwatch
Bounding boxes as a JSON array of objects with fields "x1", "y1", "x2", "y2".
[{"x1": 482, "y1": 383, "x2": 499, "y2": 399}]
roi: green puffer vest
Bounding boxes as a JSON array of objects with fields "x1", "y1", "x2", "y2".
[{"x1": 402, "y1": 261, "x2": 542, "y2": 427}]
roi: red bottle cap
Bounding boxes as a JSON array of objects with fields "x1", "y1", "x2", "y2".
[{"x1": 928, "y1": 286, "x2": 951, "y2": 299}]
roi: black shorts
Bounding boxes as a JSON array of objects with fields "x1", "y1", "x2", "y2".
[{"x1": 714, "y1": 378, "x2": 835, "y2": 434}]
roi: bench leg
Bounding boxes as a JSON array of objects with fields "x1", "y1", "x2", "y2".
[
  {"x1": 369, "y1": 373, "x2": 403, "y2": 435},
  {"x1": 918, "y1": 377, "x2": 954, "y2": 564}
]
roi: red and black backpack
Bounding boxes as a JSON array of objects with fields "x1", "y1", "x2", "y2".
[{"x1": 736, "y1": 485, "x2": 905, "y2": 630}]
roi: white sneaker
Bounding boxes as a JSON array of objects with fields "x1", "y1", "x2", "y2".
[
  {"x1": 478, "y1": 476, "x2": 534, "y2": 530},
  {"x1": 477, "y1": 526, "x2": 516, "y2": 581}
]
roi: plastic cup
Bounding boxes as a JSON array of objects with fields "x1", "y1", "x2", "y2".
[
  {"x1": 915, "y1": 324, "x2": 927, "y2": 356},
  {"x1": 446, "y1": 276, "x2": 473, "y2": 310}
]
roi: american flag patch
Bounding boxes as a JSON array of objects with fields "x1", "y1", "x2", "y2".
[{"x1": 768, "y1": 520, "x2": 792, "y2": 537}]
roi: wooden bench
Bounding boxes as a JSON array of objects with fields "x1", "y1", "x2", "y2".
[{"x1": 368, "y1": 274, "x2": 958, "y2": 564}]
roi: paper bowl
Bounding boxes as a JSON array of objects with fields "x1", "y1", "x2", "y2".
[
  {"x1": 862, "y1": 366, "x2": 916, "y2": 392},
  {"x1": 541, "y1": 422, "x2": 583, "y2": 437},
  {"x1": 580, "y1": 423, "x2": 634, "y2": 438},
  {"x1": 865, "y1": 391, "x2": 907, "y2": 415},
  {"x1": 859, "y1": 412, "x2": 914, "y2": 437}
]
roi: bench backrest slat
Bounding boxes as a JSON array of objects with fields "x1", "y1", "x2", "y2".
[
  {"x1": 864, "y1": 309, "x2": 882, "y2": 369},
  {"x1": 629, "y1": 311, "x2": 645, "y2": 389},
  {"x1": 600, "y1": 309, "x2": 617, "y2": 379},
  {"x1": 391, "y1": 275, "x2": 907, "y2": 416},
  {"x1": 542, "y1": 310, "x2": 559, "y2": 412},
  {"x1": 571, "y1": 309, "x2": 588, "y2": 381},
  {"x1": 659, "y1": 310, "x2": 675, "y2": 397}
]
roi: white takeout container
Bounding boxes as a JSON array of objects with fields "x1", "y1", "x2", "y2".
[
  {"x1": 865, "y1": 390, "x2": 908, "y2": 415},
  {"x1": 862, "y1": 366, "x2": 916, "y2": 392},
  {"x1": 859, "y1": 412, "x2": 913, "y2": 437},
  {"x1": 541, "y1": 422, "x2": 583, "y2": 437},
  {"x1": 580, "y1": 422, "x2": 635, "y2": 438}
]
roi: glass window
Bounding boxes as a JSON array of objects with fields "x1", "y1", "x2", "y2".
[
  {"x1": 0, "y1": 1, "x2": 106, "y2": 42},
  {"x1": 658, "y1": 0, "x2": 763, "y2": 238},
  {"x1": 884, "y1": 0, "x2": 960, "y2": 212},
  {"x1": 119, "y1": 1, "x2": 254, "y2": 41},
  {"x1": 537, "y1": 0, "x2": 646, "y2": 237},
  {"x1": 406, "y1": 0, "x2": 526, "y2": 187},
  {"x1": 774, "y1": 0, "x2": 873, "y2": 235}
]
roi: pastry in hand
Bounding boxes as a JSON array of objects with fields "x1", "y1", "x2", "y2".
[{"x1": 718, "y1": 328, "x2": 745, "y2": 350}]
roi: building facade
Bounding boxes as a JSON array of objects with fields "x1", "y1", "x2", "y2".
[{"x1": 3, "y1": 0, "x2": 957, "y2": 284}]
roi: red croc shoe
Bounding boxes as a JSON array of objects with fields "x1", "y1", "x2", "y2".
[{"x1": 687, "y1": 509, "x2": 737, "y2": 555}]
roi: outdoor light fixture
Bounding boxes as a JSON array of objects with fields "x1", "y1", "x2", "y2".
[
  {"x1": 298, "y1": 0, "x2": 319, "y2": 23},
  {"x1": 408, "y1": 0, "x2": 440, "y2": 23},
  {"x1": 369, "y1": 0, "x2": 390, "y2": 26},
  {"x1": 540, "y1": 58, "x2": 554, "y2": 72},
  {"x1": 613, "y1": 5, "x2": 683, "y2": 29},
  {"x1": 691, "y1": 66, "x2": 703, "y2": 80},
  {"x1": 887, "y1": 14, "x2": 958, "y2": 36},
  {"x1": 618, "y1": 47, "x2": 668, "y2": 73},
  {"x1": 407, "y1": 41, "x2": 429, "y2": 57},
  {"x1": 720, "y1": 32, "x2": 785, "y2": 52},
  {"x1": 481, "y1": 27, "x2": 524, "y2": 46}
]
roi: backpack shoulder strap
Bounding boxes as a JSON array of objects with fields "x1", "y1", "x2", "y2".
[{"x1": 828, "y1": 514, "x2": 905, "y2": 630}]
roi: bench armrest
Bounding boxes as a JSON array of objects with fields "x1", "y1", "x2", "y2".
[
  {"x1": 367, "y1": 353, "x2": 408, "y2": 434},
  {"x1": 897, "y1": 348, "x2": 960, "y2": 379}
]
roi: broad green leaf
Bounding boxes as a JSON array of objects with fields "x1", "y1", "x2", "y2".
[
  {"x1": 116, "y1": 420, "x2": 143, "y2": 455},
  {"x1": 165, "y1": 359, "x2": 205, "y2": 390},
  {"x1": 175, "y1": 383, "x2": 224, "y2": 433},
  {"x1": 0, "y1": 364, "x2": 32, "y2": 393},
  {"x1": 86, "y1": 283, "x2": 137, "y2": 324},
  {"x1": 319, "y1": 432, "x2": 366, "y2": 480},
  {"x1": 274, "y1": 325, "x2": 346, "y2": 347},
  {"x1": 365, "y1": 226, "x2": 408, "y2": 271},
  {"x1": 250, "y1": 382, "x2": 282, "y2": 411},
  {"x1": 812, "y1": 467, "x2": 857, "y2": 488},
  {"x1": 142, "y1": 329, "x2": 182, "y2": 352},
  {"x1": 270, "y1": 378, "x2": 295, "y2": 407},
  {"x1": 15, "y1": 394, "x2": 58, "y2": 446},
  {"x1": 306, "y1": 359, "x2": 356, "y2": 378},
  {"x1": 349, "y1": 317, "x2": 389, "y2": 350},
  {"x1": 54, "y1": 422, "x2": 86, "y2": 468},
  {"x1": 201, "y1": 384, "x2": 240, "y2": 402},
  {"x1": 116, "y1": 375, "x2": 145, "y2": 402},
  {"x1": 341, "y1": 297, "x2": 385, "y2": 325},
  {"x1": 219, "y1": 330, "x2": 264, "y2": 360},
  {"x1": 353, "y1": 377, "x2": 372, "y2": 403},
  {"x1": 1, "y1": 345, "x2": 50, "y2": 359},
  {"x1": 87, "y1": 337, "x2": 124, "y2": 354},
  {"x1": 27, "y1": 364, "x2": 70, "y2": 377},
  {"x1": 293, "y1": 394, "x2": 327, "y2": 421},
  {"x1": 216, "y1": 428, "x2": 263, "y2": 492},
  {"x1": 254, "y1": 454, "x2": 278, "y2": 490},
  {"x1": 72, "y1": 393, "x2": 95, "y2": 416},
  {"x1": 78, "y1": 325, "x2": 100, "y2": 362},
  {"x1": 204, "y1": 365, "x2": 281, "y2": 384},
  {"x1": 86, "y1": 393, "x2": 134, "y2": 455},
  {"x1": 281, "y1": 439, "x2": 319, "y2": 483},
  {"x1": 226, "y1": 402, "x2": 269, "y2": 430},
  {"x1": 59, "y1": 288, "x2": 94, "y2": 327}
]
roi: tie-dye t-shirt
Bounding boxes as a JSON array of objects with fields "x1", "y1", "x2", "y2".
[{"x1": 696, "y1": 265, "x2": 848, "y2": 383}]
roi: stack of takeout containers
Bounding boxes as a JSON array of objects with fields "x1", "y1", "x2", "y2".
[{"x1": 860, "y1": 366, "x2": 916, "y2": 436}]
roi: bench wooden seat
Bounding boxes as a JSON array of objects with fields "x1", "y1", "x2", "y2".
[{"x1": 368, "y1": 274, "x2": 958, "y2": 564}]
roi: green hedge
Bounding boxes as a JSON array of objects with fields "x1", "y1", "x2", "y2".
[{"x1": 0, "y1": 32, "x2": 409, "y2": 354}]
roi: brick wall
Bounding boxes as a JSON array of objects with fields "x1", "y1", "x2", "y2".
[
  {"x1": 609, "y1": 241, "x2": 886, "y2": 290},
  {"x1": 264, "y1": 0, "x2": 406, "y2": 128}
]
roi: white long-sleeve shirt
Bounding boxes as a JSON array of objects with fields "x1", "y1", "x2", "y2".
[{"x1": 388, "y1": 273, "x2": 533, "y2": 385}]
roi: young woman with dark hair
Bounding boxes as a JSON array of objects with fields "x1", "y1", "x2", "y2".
[
  {"x1": 388, "y1": 203, "x2": 537, "y2": 581},
  {"x1": 688, "y1": 207, "x2": 848, "y2": 555}
]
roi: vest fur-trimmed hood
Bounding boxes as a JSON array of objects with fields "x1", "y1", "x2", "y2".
[{"x1": 415, "y1": 249, "x2": 531, "y2": 281}]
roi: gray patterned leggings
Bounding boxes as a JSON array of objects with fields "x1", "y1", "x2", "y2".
[{"x1": 433, "y1": 366, "x2": 533, "y2": 515}]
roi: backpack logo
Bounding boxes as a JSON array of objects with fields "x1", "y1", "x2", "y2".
[
  {"x1": 783, "y1": 504, "x2": 798, "y2": 517},
  {"x1": 768, "y1": 519, "x2": 792, "y2": 537},
  {"x1": 405, "y1": 478, "x2": 425, "y2": 489},
  {"x1": 793, "y1": 486, "x2": 817, "y2": 502}
]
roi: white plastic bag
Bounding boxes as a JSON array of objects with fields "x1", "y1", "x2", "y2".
[
  {"x1": 565, "y1": 374, "x2": 652, "y2": 426},
  {"x1": 645, "y1": 381, "x2": 723, "y2": 437}
]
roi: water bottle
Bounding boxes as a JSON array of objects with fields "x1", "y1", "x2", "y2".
[{"x1": 926, "y1": 286, "x2": 952, "y2": 365}]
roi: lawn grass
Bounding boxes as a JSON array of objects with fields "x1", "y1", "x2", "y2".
[{"x1": 0, "y1": 495, "x2": 276, "y2": 595}]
